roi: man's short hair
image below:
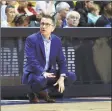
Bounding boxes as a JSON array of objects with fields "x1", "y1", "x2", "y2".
[
  {"x1": 41, "y1": 14, "x2": 56, "y2": 26},
  {"x1": 102, "y1": 1, "x2": 111, "y2": 8},
  {"x1": 66, "y1": 11, "x2": 80, "y2": 20},
  {"x1": 56, "y1": 2, "x2": 70, "y2": 13},
  {"x1": 5, "y1": 5, "x2": 15, "y2": 13}
]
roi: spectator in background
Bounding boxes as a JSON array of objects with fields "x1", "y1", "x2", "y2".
[
  {"x1": 64, "y1": 10, "x2": 80, "y2": 27},
  {"x1": 54, "y1": 13, "x2": 63, "y2": 28},
  {"x1": 76, "y1": 0, "x2": 94, "y2": 27},
  {"x1": 17, "y1": 0, "x2": 37, "y2": 16},
  {"x1": 7, "y1": 0, "x2": 19, "y2": 14},
  {"x1": 87, "y1": 3, "x2": 101, "y2": 25},
  {"x1": 1, "y1": 0, "x2": 7, "y2": 22},
  {"x1": 17, "y1": 0, "x2": 40, "y2": 27},
  {"x1": 56, "y1": 2, "x2": 70, "y2": 27},
  {"x1": 28, "y1": 1, "x2": 37, "y2": 9},
  {"x1": 28, "y1": 14, "x2": 43, "y2": 27},
  {"x1": 12, "y1": 13, "x2": 30, "y2": 27},
  {"x1": 95, "y1": 1, "x2": 112, "y2": 27},
  {"x1": 94, "y1": 1, "x2": 104, "y2": 14},
  {"x1": 1, "y1": 5, "x2": 16, "y2": 27},
  {"x1": 36, "y1": 1, "x2": 55, "y2": 16},
  {"x1": 17, "y1": 0, "x2": 32, "y2": 15},
  {"x1": 27, "y1": 2, "x2": 37, "y2": 15}
]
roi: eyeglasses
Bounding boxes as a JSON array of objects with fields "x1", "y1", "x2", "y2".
[
  {"x1": 69, "y1": 16, "x2": 80, "y2": 20},
  {"x1": 40, "y1": 22, "x2": 54, "y2": 27}
]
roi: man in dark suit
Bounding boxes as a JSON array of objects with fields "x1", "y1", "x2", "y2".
[
  {"x1": 22, "y1": 14, "x2": 76, "y2": 103},
  {"x1": 95, "y1": 1, "x2": 112, "y2": 27}
]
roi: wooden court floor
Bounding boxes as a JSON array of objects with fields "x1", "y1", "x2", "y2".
[{"x1": 1, "y1": 97, "x2": 111, "y2": 111}]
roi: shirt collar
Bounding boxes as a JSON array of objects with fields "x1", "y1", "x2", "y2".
[{"x1": 41, "y1": 34, "x2": 52, "y2": 42}]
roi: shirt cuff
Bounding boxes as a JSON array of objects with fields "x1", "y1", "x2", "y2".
[
  {"x1": 42, "y1": 72, "x2": 47, "y2": 78},
  {"x1": 60, "y1": 73, "x2": 67, "y2": 78}
]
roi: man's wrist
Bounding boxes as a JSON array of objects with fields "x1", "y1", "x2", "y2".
[
  {"x1": 60, "y1": 74, "x2": 66, "y2": 78},
  {"x1": 59, "y1": 76, "x2": 65, "y2": 81}
]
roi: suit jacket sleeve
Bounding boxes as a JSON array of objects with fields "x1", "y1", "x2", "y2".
[
  {"x1": 56, "y1": 39, "x2": 67, "y2": 75},
  {"x1": 25, "y1": 36, "x2": 44, "y2": 74}
]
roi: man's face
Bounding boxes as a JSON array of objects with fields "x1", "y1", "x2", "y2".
[
  {"x1": 40, "y1": 18, "x2": 55, "y2": 37},
  {"x1": 105, "y1": 3, "x2": 112, "y2": 15},
  {"x1": 67, "y1": 15, "x2": 80, "y2": 27},
  {"x1": 85, "y1": 1, "x2": 94, "y2": 9},
  {"x1": 6, "y1": 8, "x2": 16, "y2": 22},
  {"x1": 60, "y1": 8, "x2": 70, "y2": 19}
]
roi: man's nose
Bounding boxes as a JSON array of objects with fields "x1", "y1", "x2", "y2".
[
  {"x1": 42, "y1": 24, "x2": 46, "y2": 28},
  {"x1": 12, "y1": 13, "x2": 15, "y2": 16},
  {"x1": 74, "y1": 17, "x2": 78, "y2": 21}
]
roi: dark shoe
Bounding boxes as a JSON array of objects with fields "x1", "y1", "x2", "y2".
[
  {"x1": 27, "y1": 92, "x2": 39, "y2": 103},
  {"x1": 39, "y1": 91, "x2": 55, "y2": 103}
]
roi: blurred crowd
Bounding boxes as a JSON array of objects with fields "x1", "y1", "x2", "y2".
[{"x1": 1, "y1": 0, "x2": 112, "y2": 27}]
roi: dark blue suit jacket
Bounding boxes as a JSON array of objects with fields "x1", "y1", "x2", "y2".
[{"x1": 22, "y1": 32, "x2": 67, "y2": 84}]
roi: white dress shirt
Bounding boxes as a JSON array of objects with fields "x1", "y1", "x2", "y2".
[
  {"x1": 36, "y1": 1, "x2": 55, "y2": 16},
  {"x1": 42, "y1": 35, "x2": 51, "y2": 71},
  {"x1": 42, "y1": 35, "x2": 66, "y2": 78}
]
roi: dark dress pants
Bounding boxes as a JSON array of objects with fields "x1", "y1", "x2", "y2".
[{"x1": 28, "y1": 71, "x2": 76, "y2": 93}]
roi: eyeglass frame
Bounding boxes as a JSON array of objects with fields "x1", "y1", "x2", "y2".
[
  {"x1": 40, "y1": 22, "x2": 54, "y2": 27},
  {"x1": 68, "y1": 16, "x2": 80, "y2": 20}
]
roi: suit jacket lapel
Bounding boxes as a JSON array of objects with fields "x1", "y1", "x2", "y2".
[
  {"x1": 49, "y1": 35, "x2": 54, "y2": 66},
  {"x1": 38, "y1": 33, "x2": 46, "y2": 59}
]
